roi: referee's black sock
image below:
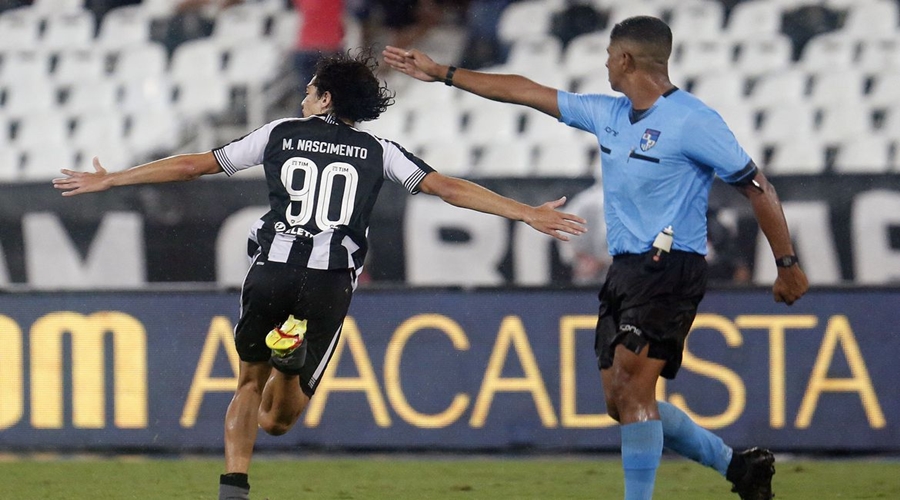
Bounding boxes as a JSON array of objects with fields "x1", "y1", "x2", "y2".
[{"x1": 219, "y1": 473, "x2": 250, "y2": 500}]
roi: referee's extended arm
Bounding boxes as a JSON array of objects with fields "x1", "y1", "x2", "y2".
[{"x1": 382, "y1": 46, "x2": 561, "y2": 119}]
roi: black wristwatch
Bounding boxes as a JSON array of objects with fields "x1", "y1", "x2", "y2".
[{"x1": 775, "y1": 255, "x2": 799, "y2": 268}]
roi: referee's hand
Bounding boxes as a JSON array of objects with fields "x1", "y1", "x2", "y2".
[
  {"x1": 773, "y1": 265, "x2": 808, "y2": 305},
  {"x1": 383, "y1": 46, "x2": 441, "y2": 83},
  {"x1": 524, "y1": 196, "x2": 587, "y2": 242}
]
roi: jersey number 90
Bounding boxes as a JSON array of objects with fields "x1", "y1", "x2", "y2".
[{"x1": 280, "y1": 157, "x2": 359, "y2": 230}]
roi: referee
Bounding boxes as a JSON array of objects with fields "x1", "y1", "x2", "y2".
[
  {"x1": 385, "y1": 15, "x2": 808, "y2": 500},
  {"x1": 54, "y1": 51, "x2": 586, "y2": 500}
]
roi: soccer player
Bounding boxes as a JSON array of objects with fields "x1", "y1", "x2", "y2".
[
  {"x1": 384, "y1": 15, "x2": 809, "y2": 500},
  {"x1": 53, "y1": 51, "x2": 586, "y2": 500}
]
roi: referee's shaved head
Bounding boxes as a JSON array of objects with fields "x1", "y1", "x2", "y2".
[{"x1": 610, "y1": 16, "x2": 673, "y2": 67}]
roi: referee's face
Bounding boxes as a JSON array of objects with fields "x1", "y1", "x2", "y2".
[
  {"x1": 606, "y1": 44, "x2": 623, "y2": 92},
  {"x1": 301, "y1": 78, "x2": 329, "y2": 118}
]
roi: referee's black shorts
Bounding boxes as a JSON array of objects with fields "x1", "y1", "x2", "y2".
[
  {"x1": 595, "y1": 250, "x2": 707, "y2": 379},
  {"x1": 234, "y1": 257, "x2": 354, "y2": 397}
]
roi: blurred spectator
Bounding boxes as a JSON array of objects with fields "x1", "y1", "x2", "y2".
[
  {"x1": 0, "y1": 0, "x2": 29, "y2": 14},
  {"x1": 372, "y1": 0, "x2": 442, "y2": 49},
  {"x1": 161, "y1": 0, "x2": 242, "y2": 55},
  {"x1": 706, "y1": 206, "x2": 751, "y2": 284},
  {"x1": 559, "y1": 181, "x2": 612, "y2": 285},
  {"x1": 459, "y1": 0, "x2": 512, "y2": 69},
  {"x1": 782, "y1": 4, "x2": 841, "y2": 60},
  {"x1": 550, "y1": 1, "x2": 605, "y2": 49},
  {"x1": 293, "y1": 0, "x2": 345, "y2": 92}
]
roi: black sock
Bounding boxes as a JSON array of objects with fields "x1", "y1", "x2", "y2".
[{"x1": 220, "y1": 473, "x2": 250, "y2": 489}]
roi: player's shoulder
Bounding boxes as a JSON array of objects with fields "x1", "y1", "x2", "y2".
[{"x1": 666, "y1": 89, "x2": 723, "y2": 123}]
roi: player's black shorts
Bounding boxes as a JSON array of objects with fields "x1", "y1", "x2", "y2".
[
  {"x1": 595, "y1": 250, "x2": 707, "y2": 379},
  {"x1": 234, "y1": 257, "x2": 354, "y2": 397}
]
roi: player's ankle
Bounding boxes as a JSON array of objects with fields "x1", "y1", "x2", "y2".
[{"x1": 219, "y1": 472, "x2": 250, "y2": 500}]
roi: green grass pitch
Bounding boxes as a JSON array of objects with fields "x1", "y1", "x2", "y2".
[{"x1": 0, "y1": 455, "x2": 897, "y2": 499}]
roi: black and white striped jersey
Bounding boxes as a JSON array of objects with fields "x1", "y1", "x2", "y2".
[{"x1": 212, "y1": 113, "x2": 434, "y2": 270}]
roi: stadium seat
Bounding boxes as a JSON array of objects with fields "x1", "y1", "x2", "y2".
[
  {"x1": 63, "y1": 80, "x2": 120, "y2": 115},
  {"x1": 358, "y1": 105, "x2": 409, "y2": 140},
  {"x1": 126, "y1": 110, "x2": 182, "y2": 158},
  {"x1": 475, "y1": 140, "x2": 534, "y2": 177},
  {"x1": 0, "y1": 81, "x2": 57, "y2": 116},
  {"x1": 0, "y1": 50, "x2": 51, "y2": 86},
  {"x1": 765, "y1": 135, "x2": 827, "y2": 174},
  {"x1": 53, "y1": 49, "x2": 107, "y2": 86},
  {"x1": 138, "y1": 0, "x2": 178, "y2": 20},
  {"x1": 417, "y1": 138, "x2": 475, "y2": 177},
  {"x1": 78, "y1": 142, "x2": 133, "y2": 173},
  {"x1": 733, "y1": 35, "x2": 794, "y2": 78},
  {"x1": 667, "y1": 1, "x2": 725, "y2": 43},
  {"x1": 575, "y1": 71, "x2": 615, "y2": 95},
  {"x1": 270, "y1": 9, "x2": 302, "y2": 52},
  {"x1": 532, "y1": 139, "x2": 592, "y2": 177},
  {"x1": 841, "y1": 0, "x2": 900, "y2": 41},
  {"x1": 111, "y1": 42, "x2": 169, "y2": 85},
  {"x1": 867, "y1": 71, "x2": 900, "y2": 108},
  {"x1": 0, "y1": 146, "x2": 21, "y2": 181},
  {"x1": 857, "y1": 38, "x2": 900, "y2": 74},
  {"x1": 832, "y1": 135, "x2": 893, "y2": 173},
  {"x1": 463, "y1": 102, "x2": 522, "y2": 146},
  {"x1": 691, "y1": 72, "x2": 748, "y2": 109},
  {"x1": 808, "y1": 70, "x2": 868, "y2": 107},
  {"x1": 562, "y1": 32, "x2": 608, "y2": 81},
  {"x1": 173, "y1": 78, "x2": 230, "y2": 118},
  {"x1": 398, "y1": 80, "x2": 458, "y2": 108},
  {"x1": 13, "y1": 112, "x2": 70, "y2": 149},
  {"x1": 757, "y1": 103, "x2": 817, "y2": 144},
  {"x1": 119, "y1": 78, "x2": 174, "y2": 114},
  {"x1": 0, "y1": 9, "x2": 41, "y2": 51},
  {"x1": 224, "y1": 40, "x2": 283, "y2": 88},
  {"x1": 30, "y1": 0, "x2": 85, "y2": 15},
  {"x1": 799, "y1": 33, "x2": 857, "y2": 72},
  {"x1": 671, "y1": 40, "x2": 733, "y2": 80},
  {"x1": 817, "y1": 103, "x2": 875, "y2": 144},
  {"x1": 749, "y1": 69, "x2": 809, "y2": 108},
  {"x1": 504, "y1": 35, "x2": 563, "y2": 75},
  {"x1": 211, "y1": 3, "x2": 270, "y2": 47},
  {"x1": 20, "y1": 144, "x2": 77, "y2": 180},
  {"x1": 170, "y1": 38, "x2": 225, "y2": 86},
  {"x1": 726, "y1": 0, "x2": 784, "y2": 41},
  {"x1": 41, "y1": 11, "x2": 96, "y2": 52},
  {"x1": 606, "y1": 2, "x2": 662, "y2": 25},
  {"x1": 406, "y1": 103, "x2": 465, "y2": 143},
  {"x1": 71, "y1": 111, "x2": 127, "y2": 151},
  {"x1": 497, "y1": 0, "x2": 562, "y2": 43},
  {"x1": 95, "y1": 5, "x2": 152, "y2": 50}
]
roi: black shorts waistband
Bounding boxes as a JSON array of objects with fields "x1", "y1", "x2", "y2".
[{"x1": 612, "y1": 250, "x2": 704, "y2": 262}]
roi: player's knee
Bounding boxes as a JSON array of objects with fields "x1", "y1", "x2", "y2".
[{"x1": 258, "y1": 415, "x2": 292, "y2": 436}]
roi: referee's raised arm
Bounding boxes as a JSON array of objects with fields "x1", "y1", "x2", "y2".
[{"x1": 382, "y1": 46, "x2": 561, "y2": 119}]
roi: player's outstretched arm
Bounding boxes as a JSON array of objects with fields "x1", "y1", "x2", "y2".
[
  {"x1": 53, "y1": 153, "x2": 223, "y2": 196},
  {"x1": 418, "y1": 172, "x2": 586, "y2": 241},
  {"x1": 736, "y1": 170, "x2": 809, "y2": 305},
  {"x1": 382, "y1": 46, "x2": 561, "y2": 119}
]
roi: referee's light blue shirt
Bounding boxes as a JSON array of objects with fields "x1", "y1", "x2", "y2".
[{"x1": 558, "y1": 88, "x2": 755, "y2": 256}]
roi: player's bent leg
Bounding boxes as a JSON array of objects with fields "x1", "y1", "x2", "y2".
[
  {"x1": 221, "y1": 361, "x2": 271, "y2": 500},
  {"x1": 258, "y1": 369, "x2": 310, "y2": 436},
  {"x1": 658, "y1": 400, "x2": 732, "y2": 474}
]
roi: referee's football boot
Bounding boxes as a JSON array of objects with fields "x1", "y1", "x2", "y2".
[
  {"x1": 266, "y1": 315, "x2": 308, "y2": 375},
  {"x1": 726, "y1": 447, "x2": 775, "y2": 500}
]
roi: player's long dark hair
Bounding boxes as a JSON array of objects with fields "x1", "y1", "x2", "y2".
[{"x1": 313, "y1": 50, "x2": 395, "y2": 123}]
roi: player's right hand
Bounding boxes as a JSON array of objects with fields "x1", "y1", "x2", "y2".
[
  {"x1": 773, "y1": 265, "x2": 808, "y2": 305},
  {"x1": 382, "y1": 46, "x2": 442, "y2": 83},
  {"x1": 52, "y1": 156, "x2": 111, "y2": 196}
]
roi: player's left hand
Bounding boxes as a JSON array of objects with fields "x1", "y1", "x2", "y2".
[
  {"x1": 525, "y1": 196, "x2": 587, "y2": 242},
  {"x1": 773, "y1": 264, "x2": 808, "y2": 305},
  {"x1": 53, "y1": 156, "x2": 111, "y2": 196}
]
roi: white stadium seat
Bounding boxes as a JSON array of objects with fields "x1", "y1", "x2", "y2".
[
  {"x1": 0, "y1": 146, "x2": 21, "y2": 181},
  {"x1": 212, "y1": 3, "x2": 269, "y2": 46},
  {"x1": 497, "y1": 0, "x2": 562, "y2": 43},
  {"x1": 1, "y1": 81, "x2": 57, "y2": 116},
  {"x1": 417, "y1": 138, "x2": 475, "y2": 177},
  {"x1": 30, "y1": 0, "x2": 85, "y2": 15},
  {"x1": 63, "y1": 80, "x2": 120, "y2": 115},
  {"x1": 112, "y1": 42, "x2": 169, "y2": 85},
  {"x1": 832, "y1": 135, "x2": 893, "y2": 173},
  {"x1": 0, "y1": 50, "x2": 51, "y2": 86},
  {"x1": 857, "y1": 38, "x2": 900, "y2": 74},
  {"x1": 71, "y1": 111, "x2": 127, "y2": 150},
  {"x1": 475, "y1": 140, "x2": 534, "y2": 177},
  {"x1": 668, "y1": 1, "x2": 725, "y2": 42},
  {"x1": 53, "y1": 49, "x2": 107, "y2": 86},
  {"x1": 757, "y1": 103, "x2": 817, "y2": 144},
  {"x1": 13, "y1": 112, "x2": 70, "y2": 149},
  {"x1": 808, "y1": 70, "x2": 868, "y2": 107},
  {"x1": 749, "y1": 69, "x2": 809, "y2": 108},
  {"x1": 533, "y1": 139, "x2": 592, "y2": 177},
  {"x1": 0, "y1": 9, "x2": 41, "y2": 51},
  {"x1": 173, "y1": 78, "x2": 230, "y2": 118},
  {"x1": 765, "y1": 135, "x2": 828, "y2": 175},
  {"x1": 799, "y1": 33, "x2": 857, "y2": 72},
  {"x1": 672, "y1": 40, "x2": 733, "y2": 80},
  {"x1": 170, "y1": 38, "x2": 224, "y2": 85},
  {"x1": 817, "y1": 103, "x2": 875, "y2": 144},
  {"x1": 504, "y1": 35, "x2": 563, "y2": 75},
  {"x1": 734, "y1": 35, "x2": 794, "y2": 78},
  {"x1": 96, "y1": 6, "x2": 152, "y2": 50},
  {"x1": 726, "y1": 0, "x2": 784, "y2": 42},
  {"x1": 841, "y1": 0, "x2": 900, "y2": 41},
  {"x1": 225, "y1": 40, "x2": 283, "y2": 88},
  {"x1": 868, "y1": 72, "x2": 900, "y2": 108},
  {"x1": 41, "y1": 11, "x2": 96, "y2": 52},
  {"x1": 563, "y1": 32, "x2": 608, "y2": 80},
  {"x1": 463, "y1": 103, "x2": 522, "y2": 146},
  {"x1": 20, "y1": 145, "x2": 78, "y2": 181}
]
